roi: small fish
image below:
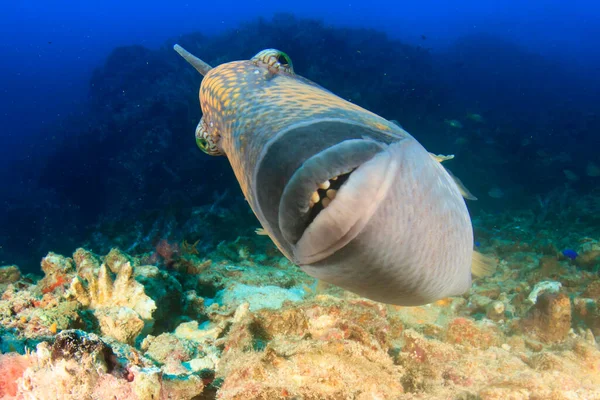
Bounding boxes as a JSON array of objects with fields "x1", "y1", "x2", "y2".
[
  {"x1": 444, "y1": 119, "x2": 463, "y2": 129},
  {"x1": 488, "y1": 187, "x2": 504, "y2": 199},
  {"x1": 562, "y1": 249, "x2": 578, "y2": 260},
  {"x1": 586, "y1": 161, "x2": 600, "y2": 177},
  {"x1": 563, "y1": 169, "x2": 579, "y2": 181},
  {"x1": 174, "y1": 45, "x2": 496, "y2": 306},
  {"x1": 466, "y1": 113, "x2": 485, "y2": 123}
]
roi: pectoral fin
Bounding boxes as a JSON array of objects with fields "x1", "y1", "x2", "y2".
[{"x1": 471, "y1": 251, "x2": 498, "y2": 277}]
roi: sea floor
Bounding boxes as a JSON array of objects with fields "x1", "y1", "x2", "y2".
[{"x1": 0, "y1": 214, "x2": 599, "y2": 399}]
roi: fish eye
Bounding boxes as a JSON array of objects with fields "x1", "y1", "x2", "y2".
[
  {"x1": 196, "y1": 136, "x2": 209, "y2": 153},
  {"x1": 276, "y1": 51, "x2": 293, "y2": 69}
]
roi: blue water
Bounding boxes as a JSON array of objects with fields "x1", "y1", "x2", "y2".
[{"x1": 1, "y1": 0, "x2": 599, "y2": 270}]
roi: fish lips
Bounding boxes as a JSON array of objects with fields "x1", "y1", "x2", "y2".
[{"x1": 278, "y1": 138, "x2": 401, "y2": 265}]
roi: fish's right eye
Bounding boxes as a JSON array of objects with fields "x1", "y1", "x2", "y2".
[{"x1": 196, "y1": 137, "x2": 209, "y2": 153}]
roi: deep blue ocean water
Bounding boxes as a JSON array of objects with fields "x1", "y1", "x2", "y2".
[{"x1": 1, "y1": 0, "x2": 599, "y2": 271}]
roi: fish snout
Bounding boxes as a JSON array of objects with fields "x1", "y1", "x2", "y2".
[
  {"x1": 279, "y1": 138, "x2": 473, "y2": 305},
  {"x1": 279, "y1": 138, "x2": 399, "y2": 265}
]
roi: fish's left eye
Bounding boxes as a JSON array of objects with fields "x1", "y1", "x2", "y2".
[{"x1": 276, "y1": 51, "x2": 293, "y2": 69}]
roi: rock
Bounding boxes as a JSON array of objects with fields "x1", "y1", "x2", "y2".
[
  {"x1": 486, "y1": 301, "x2": 506, "y2": 321},
  {"x1": 72, "y1": 248, "x2": 101, "y2": 276},
  {"x1": 445, "y1": 317, "x2": 503, "y2": 349},
  {"x1": 38, "y1": 252, "x2": 75, "y2": 294},
  {"x1": 50, "y1": 330, "x2": 115, "y2": 372},
  {"x1": 103, "y1": 248, "x2": 135, "y2": 274},
  {"x1": 520, "y1": 292, "x2": 572, "y2": 343},
  {"x1": 575, "y1": 250, "x2": 600, "y2": 269},
  {"x1": 396, "y1": 329, "x2": 459, "y2": 392},
  {"x1": 573, "y1": 297, "x2": 600, "y2": 337},
  {"x1": 132, "y1": 265, "x2": 183, "y2": 333},
  {"x1": 41, "y1": 252, "x2": 75, "y2": 276},
  {"x1": 583, "y1": 280, "x2": 600, "y2": 300},
  {"x1": 142, "y1": 333, "x2": 196, "y2": 365},
  {"x1": 0, "y1": 265, "x2": 21, "y2": 285},
  {"x1": 215, "y1": 283, "x2": 305, "y2": 312},
  {"x1": 94, "y1": 307, "x2": 145, "y2": 345},
  {"x1": 527, "y1": 281, "x2": 561, "y2": 304}
]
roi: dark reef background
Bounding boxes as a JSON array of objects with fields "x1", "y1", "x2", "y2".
[{"x1": 1, "y1": 14, "x2": 599, "y2": 271}]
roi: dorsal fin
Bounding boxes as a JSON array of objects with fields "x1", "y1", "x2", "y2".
[
  {"x1": 173, "y1": 44, "x2": 212, "y2": 76},
  {"x1": 429, "y1": 152, "x2": 454, "y2": 163}
]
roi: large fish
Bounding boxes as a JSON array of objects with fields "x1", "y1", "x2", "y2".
[{"x1": 174, "y1": 45, "x2": 495, "y2": 306}]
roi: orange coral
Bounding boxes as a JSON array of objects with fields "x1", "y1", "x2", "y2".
[{"x1": 41, "y1": 273, "x2": 69, "y2": 294}]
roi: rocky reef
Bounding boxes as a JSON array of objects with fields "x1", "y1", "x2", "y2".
[{"x1": 1, "y1": 220, "x2": 599, "y2": 399}]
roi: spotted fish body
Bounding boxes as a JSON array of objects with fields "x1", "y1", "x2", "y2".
[{"x1": 176, "y1": 45, "x2": 477, "y2": 306}]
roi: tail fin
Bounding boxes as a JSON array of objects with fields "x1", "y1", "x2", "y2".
[
  {"x1": 471, "y1": 250, "x2": 498, "y2": 277},
  {"x1": 173, "y1": 44, "x2": 213, "y2": 76}
]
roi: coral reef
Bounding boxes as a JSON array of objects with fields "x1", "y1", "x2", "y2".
[{"x1": 1, "y1": 220, "x2": 600, "y2": 399}]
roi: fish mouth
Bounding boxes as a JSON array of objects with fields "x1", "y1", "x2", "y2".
[
  {"x1": 278, "y1": 139, "x2": 399, "y2": 265},
  {"x1": 305, "y1": 170, "x2": 353, "y2": 225}
]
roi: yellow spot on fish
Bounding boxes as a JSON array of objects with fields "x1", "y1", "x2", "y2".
[{"x1": 372, "y1": 121, "x2": 389, "y2": 131}]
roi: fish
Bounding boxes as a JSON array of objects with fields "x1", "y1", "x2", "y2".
[
  {"x1": 487, "y1": 187, "x2": 505, "y2": 199},
  {"x1": 466, "y1": 113, "x2": 485, "y2": 123},
  {"x1": 562, "y1": 249, "x2": 578, "y2": 260},
  {"x1": 563, "y1": 169, "x2": 580, "y2": 181},
  {"x1": 444, "y1": 119, "x2": 463, "y2": 129},
  {"x1": 586, "y1": 161, "x2": 600, "y2": 177},
  {"x1": 174, "y1": 45, "x2": 496, "y2": 306}
]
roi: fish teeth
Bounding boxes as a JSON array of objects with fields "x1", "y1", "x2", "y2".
[
  {"x1": 318, "y1": 180, "x2": 331, "y2": 190},
  {"x1": 326, "y1": 189, "x2": 336, "y2": 200},
  {"x1": 322, "y1": 197, "x2": 331, "y2": 208},
  {"x1": 310, "y1": 191, "x2": 320, "y2": 205}
]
